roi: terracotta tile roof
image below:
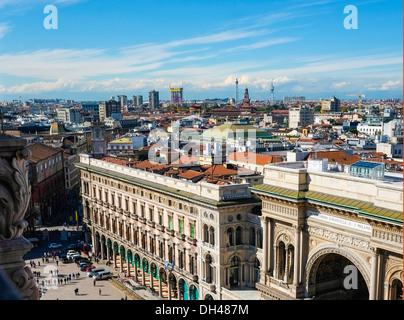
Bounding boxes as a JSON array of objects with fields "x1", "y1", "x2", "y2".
[
  {"x1": 134, "y1": 160, "x2": 154, "y2": 170},
  {"x1": 228, "y1": 152, "x2": 283, "y2": 165},
  {"x1": 171, "y1": 155, "x2": 200, "y2": 165},
  {"x1": 308, "y1": 151, "x2": 359, "y2": 165},
  {"x1": 28, "y1": 143, "x2": 63, "y2": 163},
  {"x1": 178, "y1": 170, "x2": 204, "y2": 180},
  {"x1": 101, "y1": 157, "x2": 128, "y2": 166},
  {"x1": 203, "y1": 165, "x2": 238, "y2": 177}
]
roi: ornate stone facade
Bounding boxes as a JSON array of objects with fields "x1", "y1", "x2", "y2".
[
  {"x1": 0, "y1": 135, "x2": 39, "y2": 300},
  {"x1": 77, "y1": 154, "x2": 261, "y2": 300}
]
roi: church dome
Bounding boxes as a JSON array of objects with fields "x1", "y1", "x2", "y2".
[{"x1": 49, "y1": 122, "x2": 65, "y2": 135}]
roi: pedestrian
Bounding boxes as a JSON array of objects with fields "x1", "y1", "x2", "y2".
[
  {"x1": 99, "y1": 288, "x2": 101, "y2": 296},
  {"x1": 93, "y1": 280, "x2": 96, "y2": 286}
]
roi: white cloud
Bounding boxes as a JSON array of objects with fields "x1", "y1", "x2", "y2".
[
  {"x1": 0, "y1": 23, "x2": 11, "y2": 39},
  {"x1": 367, "y1": 80, "x2": 401, "y2": 91},
  {"x1": 333, "y1": 81, "x2": 351, "y2": 88}
]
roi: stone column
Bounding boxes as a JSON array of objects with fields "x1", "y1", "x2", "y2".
[
  {"x1": 120, "y1": 250, "x2": 124, "y2": 273},
  {"x1": 284, "y1": 245, "x2": 289, "y2": 283},
  {"x1": 126, "y1": 251, "x2": 131, "y2": 277},
  {"x1": 261, "y1": 217, "x2": 268, "y2": 272},
  {"x1": 369, "y1": 247, "x2": 379, "y2": 300},
  {"x1": 274, "y1": 244, "x2": 279, "y2": 279},
  {"x1": 168, "y1": 276, "x2": 172, "y2": 300},
  {"x1": 159, "y1": 274, "x2": 163, "y2": 298},
  {"x1": 293, "y1": 225, "x2": 301, "y2": 286},
  {"x1": 0, "y1": 135, "x2": 39, "y2": 300}
]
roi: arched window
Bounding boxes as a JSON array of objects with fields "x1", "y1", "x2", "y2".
[
  {"x1": 229, "y1": 256, "x2": 240, "y2": 287},
  {"x1": 190, "y1": 256, "x2": 195, "y2": 274},
  {"x1": 236, "y1": 226, "x2": 243, "y2": 245},
  {"x1": 392, "y1": 279, "x2": 403, "y2": 300},
  {"x1": 206, "y1": 254, "x2": 214, "y2": 283},
  {"x1": 226, "y1": 227, "x2": 234, "y2": 246},
  {"x1": 168, "y1": 246, "x2": 173, "y2": 263},
  {"x1": 179, "y1": 251, "x2": 184, "y2": 269},
  {"x1": 249, "y1": 227, "x2": 256, "y2": 246},
  {"x1": 203, "y1": 224, "x2": 209, "y2": 243},
  {"x1": 209, "y1": 226, "x2": 215, "y2": 246}
]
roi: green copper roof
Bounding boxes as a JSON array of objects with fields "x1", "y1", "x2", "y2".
[{"x1": 251, "y1": 184, "x2": 403, "y2": 223}]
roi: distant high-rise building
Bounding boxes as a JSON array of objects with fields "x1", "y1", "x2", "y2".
[
  {"x1": 170, "y1": 87, "x2": 183, "y2": 105},
  {"x1": 99, "y1": 99, "x2": 121, "y2": 121},
  {"x1": 288, "y1": 105, "x2": 314, "y2": 128},
  {"x1": 149, "y1": 90, "x2": 159, "y2": 110},
  {"x1": 133, "y1": 95, "x2": 143, "y2": 107},
  {"x1": 56, "y1": 107, "x2": 81, "y2": 123},
  {"x1": 321, "y1": 96, "x2": 341, "y2": 113},
  {"x1": 117, "y1": 95, "x2": 128, "y2": 111}
]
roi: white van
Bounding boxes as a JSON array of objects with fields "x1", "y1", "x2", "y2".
[
  {"x1": 93, "y1": 270, "x2": 112, "y2": 281},
  {"x1": 87, "y1": 268, "x2": 105, "y2": 277}
]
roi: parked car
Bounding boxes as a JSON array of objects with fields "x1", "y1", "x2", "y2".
[
  {"x1": 78, "y1": 261, "x2": 92, "y2": 269},
  {"x1": 80, "y1": 264, "x2": 91, "y2": 272},
  {"x1": 87, "y1": 268, "x2": 105, "y2": 277},
  {"x1": 67, "y1": 252, "x2": 80, "y2": 259},
  {"x1": 93, "y1": 270, "x2": 112, "y2": 281},
  {"x1": 61, "y1": 256, "x2": 71, "y2": 264},
  {"x1": 68, "y1": 244, "x2": 81, "y2": 251},
  {"x1": 86, "y1": 266, "x2": 95, "y2": 272},
  {"x1": 48, "y1": 243, "x2": 62, "y2": 249}
]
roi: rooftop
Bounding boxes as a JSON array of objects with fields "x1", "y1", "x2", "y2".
[{"x1": 27, "y1": 143, "x2": 64, "y2": 163}]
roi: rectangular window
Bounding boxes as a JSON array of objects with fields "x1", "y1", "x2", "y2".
[
  {"x1": 149, "y1": 208, "x2": 153, "y2": 221},
  {"x1": 141, "y1": 205, "x2": 145, "y2": 218},
  {"x1": 169, "y1": 216, "x2": 173, "y2": 230},
  {"x1": 190, "y1": 223, "x2": 195, "y2": 238},
  {"x1": 179, "y1": 219, "x2": 184, "y2": 234},
  {"x1": 159, "y1": 211, "x2": 163, "y2": 225}
]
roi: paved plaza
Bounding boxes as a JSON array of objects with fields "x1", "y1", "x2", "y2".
[{"x1": 27, "y1": 257, "x2": 135, "y2": 300}]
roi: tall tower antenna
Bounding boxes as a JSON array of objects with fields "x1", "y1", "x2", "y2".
[
  {"x1": 270, "y1": 79, "x2": 274, "y2": 106},
  {"x1": 235, "y1": 77, "x2": 239, "y2": 107}
]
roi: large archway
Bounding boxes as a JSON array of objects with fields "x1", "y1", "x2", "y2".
[{"x1": 307, "y1": 252, "x2": 369, "y2": 300}]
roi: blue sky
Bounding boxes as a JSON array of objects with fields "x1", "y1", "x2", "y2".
[{"x1": 0, "y1": 0, "x2": 402, "y2": 101}]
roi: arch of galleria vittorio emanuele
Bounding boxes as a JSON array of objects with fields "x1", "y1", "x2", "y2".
[{"x1": 252, "y1": 160, "x2": 402, "y2": 300}]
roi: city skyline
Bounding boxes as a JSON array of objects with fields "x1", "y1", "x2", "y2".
[{"x1": 0, "y1": 0, "x2": 402, "y2": 101}]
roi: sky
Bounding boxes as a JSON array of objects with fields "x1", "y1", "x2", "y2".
[{"x1": 0, "y1": 0, "x2": 402, "y2": 102}]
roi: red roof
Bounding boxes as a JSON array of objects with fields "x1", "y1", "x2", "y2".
[
  {"x1": 308, "y1": 151, "x2": 359, "y2": 165},
  {"x1": 178, "y1": 170, "x2": 204, "y2": 180},
  {"x1": 28, "y1": 143, "x2": 63, "y2": 163},
  {"x1": 203, "y1": 165, "x2": 237, "y2": 177},
  {"x1": 228, "y1": 152, "x2": 283, "y2": 165}
]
